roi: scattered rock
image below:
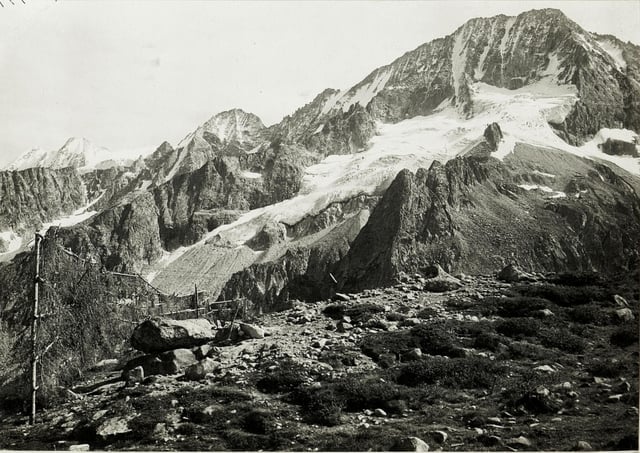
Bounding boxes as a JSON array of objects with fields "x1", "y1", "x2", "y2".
[
  {"x1": 429, "y1": 430, "x2": 448, "y2": 444},
  {"x1": 69, "y1": 444, "x2": 90, "y2": 451},
  {"x1": 401, "y1": 348, "x2": 423, "y2": 361},
  {"x1": 479, "y1": 434, "x2": 502, "y2": 447},
  {"x1": 131, "y1": 318, "x2": 216, "y2": 353},
  {"x1": 333, "y1": 293, "x2": 351, "y2": 302},
  {"x1": 96, "y1": 416, "x2": 132, "y2": 439},
  {"x1": 614, "y1": 308, "x2": 635, "y2": 322},
  {"x1": 374, "y1": 408, "x2": 387, "y2": 417},
  {"x1": 123, "y1": 366, "x2": 144, "y2": 385},
  {"x1": 534, "y1": 365, "x2": 556, "y2": 373},
  {"x1": 337, "y1": 321, "x2": 353, "y2": 332},
  {"x1": 507, "y1": 436, "x2": 532, "y2": 448},
  {"x1": 184, "y1": 357, "x2": 219, "y2": 381},
  {"x1": 194, "y1": 344, "x2": 214, "y2": 360},
  {"x1": 537, "y1": 308, "x2": 555, "y2": 317},
  {"x1": 573, "y1": 441, "x2": 593, "y2": 451},
  {"x1": 391, "y1": 436, "x2": 430, "y2": 451},
  {"x1": 613, "y1": 294, "x2": 630, "y2": 307},
  {"x1": 239, "y1": 323, "x2": 265, "y2": 339},
  {"x1": 159, "y1": 348, "x2": 198, "y2": 370},
  {"x1": 89, "y1": 358, "x2": 120, "y2": 372}
]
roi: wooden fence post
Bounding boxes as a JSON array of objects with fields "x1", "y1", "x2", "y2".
[{"x1": 30, "y1": 232, "x2": 43, "y2": 425}]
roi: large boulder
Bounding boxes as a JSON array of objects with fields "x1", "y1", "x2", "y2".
[
  {"x1": 391, "y1": 436, "x2": 430, "y2": 451},
  {"x1": 131, "y1": 318, "x2": 216, "y2": 353},
  {"x1": 423, "y1": 264, "x2": 463, "y2": 292}
]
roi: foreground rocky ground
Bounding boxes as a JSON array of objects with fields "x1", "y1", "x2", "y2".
[{"x1": 0, "y1": 270, "x2": 638, "y2": 451}]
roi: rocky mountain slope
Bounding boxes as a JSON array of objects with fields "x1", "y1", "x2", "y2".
[
  {"x1": 1, "y1": 8, "x2": 639, "y2": 303},
  {"x1": 1, "y1": 271, "x2": 637, "y2": 451}
]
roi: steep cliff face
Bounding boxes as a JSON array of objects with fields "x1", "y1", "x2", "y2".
[
  {"x1": 0, "y1": 167, "x2": 87, "y2": 232},
  {"x1": 337, "y1": 143, "x2": 640, "y2": 291}
]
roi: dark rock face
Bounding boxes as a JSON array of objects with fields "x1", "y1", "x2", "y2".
[
  {"x1": 0, "y1": 167, "x2": 87, "y2": 232},
  {"x1": 600, "y1": 138, "x2": 639, "y2": 157},
  {"x1": 337, "y1": 145, "x2": 640, "y2": 291},
  {"x1": 484, "y1": 123, "x2": 503, "y2": 150},
  {"x1": 56, "y1": 191, "x2": 164, "y2": 272}
]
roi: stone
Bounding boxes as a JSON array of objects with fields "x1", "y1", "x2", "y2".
[
  {"x1": 337, "y1": 321, "x2": 353, "y2": 333},
  {"x1": 478, "y1": 434, "x2": 502, "y2": 447},
  {"x1": 391, "y1": 436, "x2": 430, "y2": 452},
  {"x1": 239, "y1": 323, "x2": 265, "y2": 339},
  {"x1": 96, "y1": 417, "x2": 132, "y2": 439},
  {"x1": 89, "y1": 359, "x2": 120, "y2": 372},
  {"x1": 538, "y1": 308, "x2": 555, "y2": 317},
  {"x1": 159, "y1": 348, "x2": 198, "y2": 370},
  {"x1": 185, "y1": 358, "x2": 219, "y2": 381},
  {"x1": 534, "y1": 365, "x2": 556, "y2": 373},
  {"x1": 423, "y1": 265, "x2": 463, "y2": 292},
  {"x1": 312, "y1": 339, "x2": 328, "y2": 349},
  {"x1": 498, "y1": 264, "x2": 535, "y2": 283},
  {"x1": 378, "y1": 353, "x2": 397, "y2": 368},
  {"x1": 573, "y1": 441, "x2": 593, "y2": 451},
  {"x1": 374, "y1": 408, "x2": 387, "y2": 417},
  {"x1": 614, "y1": 308, "x2": 635, "y2": 322},
  {"x1": 152, "y1": 423, "x2": 168, "y2": 440},
  {"x1": 401, "y1": 348, "x2": 423, "y2": 361},
  {"x1": 194, "y1": 344, "x2": 213, "y2": 360},
  {"x1": 429, "y1": 430, "x2": 448, "y2": 444},
  {"x1": 507, "y1": 436, "x2": 532, "y2": 448},
  {"x1": 333, "y1": 293, "x2": 351, "y2": 302},
  {"x1": 69, "y1": 444, "x2": 90, "y2": 451},
  {"x1": 613, "y1": 295, "x2": 630, "y2": 307},
  {"x1": 130, "y1": 318, "x2": 216, "y2": 353},
  {"x1": 124, "y1": 366, "x2": 144, "y2": 385}
]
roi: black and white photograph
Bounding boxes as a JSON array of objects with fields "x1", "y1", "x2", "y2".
[{"x1": 0, "y1": 0, "x2": 639, "y2": 450}]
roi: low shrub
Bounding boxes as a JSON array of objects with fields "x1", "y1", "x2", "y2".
[
  {"x1": 496, "y1": 318, "x2": 541, "y2": 338},
  {"x1": 610, "y1": 326, "x2": 638, "y2": 348},
  {"x1": 550, "y1": 272, "x2": 603, "y2": 287},
  {"x1": 473, "y1": 332, "x2": 502, "y2": 352},
  {"x1": 411, "y1": 323, "x2": 466, "y2": 357},
  {"x1": 361, "y1": 331, "x2": 414, "y2": 361},
  {"x1": 587, "y1": 359, "x2": 625, "y2": 378},
  {"x1": 513, "y1": 283, "x2": 608, "y2": 306},
  {"x1": 567, "y1": 305, "x2": 611, "y2": 325},
  {"x1": 538, "y1": 327, "x2": 586, "y2": 353},
  {"x1": 394, "y1": 357, "x2": 501, "y2": 389},
  {"x1": 256, "y1": 361, "x2": 310, "y2": 393},
  {"x1": 242, "y1": 410, "x2": 274, "y2": 435},
  {"x1": 323, "y1": 303, "x2": 386, "y2": 323}
]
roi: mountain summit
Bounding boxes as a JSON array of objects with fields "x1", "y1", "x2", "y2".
[{"x1": 6, "y1": 137, "x2": 114, "y2": 172}]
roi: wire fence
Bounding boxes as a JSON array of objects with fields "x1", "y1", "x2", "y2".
[{"x1": 8, "y1": 230, "x2": 251, "y2": 422}]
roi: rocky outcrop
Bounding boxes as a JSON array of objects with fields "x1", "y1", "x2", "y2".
[
  {"x1": 599, "y1": 139, "x2": 639, "y2": 157},
  {"x1": 0, "y1": 167, "x2": 87, "y2": 232},
  {"x1": 220, "y1": 196, "x2": 377, "y2": 308},
  {"x1": 337, "y1": 144, "x2": 640, "y2": 291}
]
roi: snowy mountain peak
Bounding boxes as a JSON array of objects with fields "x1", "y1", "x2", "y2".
[
  {"x1": 177, "y1": 109, "x2": 265, "y2": 149},
  {"x1": 5, "y1": 137, "x2": 116, "y2": 172}
]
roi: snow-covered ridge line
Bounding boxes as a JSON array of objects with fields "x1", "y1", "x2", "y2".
[{"x1": 5, "y1": 137, "x2": 154, "y2": 172}]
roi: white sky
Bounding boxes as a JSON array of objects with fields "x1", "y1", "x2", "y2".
[{"x1": 1, "y1": 0, "x2": 639, "y2": 167}]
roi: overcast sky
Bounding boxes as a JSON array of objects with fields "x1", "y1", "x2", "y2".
[{"x1": 1, "y1": 0, "x2": 639, "y2": 167}]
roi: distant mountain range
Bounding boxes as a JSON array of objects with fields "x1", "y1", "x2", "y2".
[{"x1": 1, "y1": 8, "x2": 639, "y2": 308}]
